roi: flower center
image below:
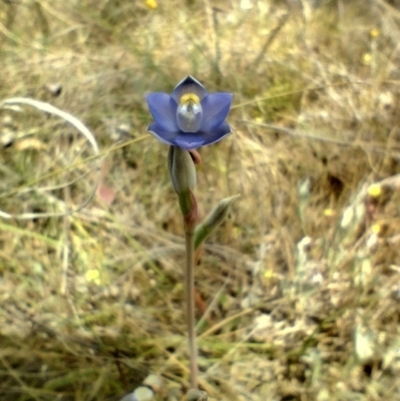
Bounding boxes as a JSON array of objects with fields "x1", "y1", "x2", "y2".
[
  {"x1": 179, "y1": 93, "x2": 200, "y2": 105},
  {"x1": 176, "y1": 93, "x2": 203, "y2": 133}
]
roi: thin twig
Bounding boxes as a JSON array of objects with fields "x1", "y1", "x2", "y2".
[{"x1": 250, "y1": 12, "x2": 289, "y2": 71}]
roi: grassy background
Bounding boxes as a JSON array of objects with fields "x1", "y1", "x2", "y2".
[{"x1": 1, "y1": 0, "x2": 400, "y2": 400}]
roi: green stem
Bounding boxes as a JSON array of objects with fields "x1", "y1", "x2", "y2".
[{"x1": 184, "y1": 224, "x2": 198, "y2": 389}]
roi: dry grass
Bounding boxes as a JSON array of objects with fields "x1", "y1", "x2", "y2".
[{"x1": 1, "y1": 0, "x2": 400, "y2": 400}]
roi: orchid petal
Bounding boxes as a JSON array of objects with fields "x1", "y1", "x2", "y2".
[
  {"x1": 147, "y1": 122, "x2": 178, "y2": 145},
  {"x1": 171, "y1": 76, "x2": 207, "y2": 103},
  {"x1": 147, "y1": 122, "x2": 232, "y2": 150},
  {"x1": 199, "y1": 122, "x2": 232, "y2": 146},
  {"x1": 200, "y1": 93, "x2": 233, "y2": 131},
  {"x1": 174, "y1": 134, "x2": 207, "y2": 150},
  {"x1": 147, "y1": 123, "x2": 205, "y2": 149},
  {"x1": 146, "y1": 93, "x2": 178, "y2": 131}
]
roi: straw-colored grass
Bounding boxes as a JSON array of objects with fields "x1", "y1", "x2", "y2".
[{"x1": 1, "y1": 0, "x2": 400, "y2": 400}]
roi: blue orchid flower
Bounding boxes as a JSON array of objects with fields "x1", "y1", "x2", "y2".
[{"x1": 146, "y1": 76, "x2": 233, "y2": 150}]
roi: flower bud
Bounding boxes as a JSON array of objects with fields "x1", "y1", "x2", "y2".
[
  {"x1": 168, "y1": 146, "x2": 197, "y2": 194},
  {"x1": 194, "y1": 194, "x2": 239, "y2": 249},
  {"x1": 168, "y1": 146, "x2": 197, "y2": 218}
]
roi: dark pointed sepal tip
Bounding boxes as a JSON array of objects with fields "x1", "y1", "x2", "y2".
[
  {"x1": 194, "y1": 244, "x2": 204, "y2": 265},
  {"x1": 189, "y1": 149, "x2": 202, "y2": 165},
  {"x1": 184, "y1": 189, "x2": 198, "y2": 231}
]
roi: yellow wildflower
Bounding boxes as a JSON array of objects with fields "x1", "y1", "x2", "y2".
[
  {"x1": 370, "y1": 28, "x2": 380, "y2": 38},
  {"x1": 367, "y1": 183, "x2": 382, "y2": 198},
  {"x1": 323, "y1": 208, "x2": 335, "y2": 217},
  {"x1": 371, "y1": 224, "x2": 381, "y2": 235},
  {"x1": 363, "y1": 53, "x2": 372, "y2": 65},
  {"x1": 85, "y1": 269, "x2": 101, "y2": 285},
  {"x1": 145, "y1": 0, "x2": 157, "y2": 9}
]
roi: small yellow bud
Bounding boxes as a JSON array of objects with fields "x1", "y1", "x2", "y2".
[
  {"x1": 145, "y1": 0, "x2": 157, "y2": 9},
  {"x1": 363, "y1": 53, "x2": 372, "y2": 65},
  {"x1": 370, "y1": 28, "x2": 380, "y2": 38},
  {"x1": 263, "y1": 270, "x2": 277, "y2": 279},
  {"x1": 368, "y1": 183, "x2": 382, "y2": 198},
  {"x1": 323, "y1": 208, "x2": 335, "y2": 217},
  {"x1": 371, "y1": 224, "x2": 381, "y2": 234},
  {"x1": 85, "y1": 269, "x2": 100, "y2": 284}
]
